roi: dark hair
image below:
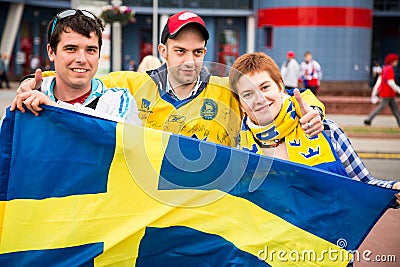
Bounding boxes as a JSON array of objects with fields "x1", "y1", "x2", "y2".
[{"x1": 47, "y1": 9, "x2": 104, "y2": 54}]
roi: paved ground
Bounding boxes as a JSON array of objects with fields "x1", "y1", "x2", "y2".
[
  {"x1": 326, "y1": 113, "x2": 400, "y2": 182},
  {"x1": 1, "y1": 84, "x2": 399, "y2": 266},
  {"x1": 328, "y1": 113, "x2": 400, "y2": 152},
  {"x1": 355, "y1": 208, "x2": 400, "y2": 267},
  {"x1": 328, "y1": 113, "x2": 400, "y2": 154},
  {"x1": 328, "y1": 114, "x2": 399, "y2": 128}
]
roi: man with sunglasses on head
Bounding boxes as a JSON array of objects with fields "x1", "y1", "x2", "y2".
[{"x1": 9, "y1": 9, "x2": 141, "y2": 125}]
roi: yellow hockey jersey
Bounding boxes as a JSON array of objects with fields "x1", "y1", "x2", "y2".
[{"x1": 100, "y1": 67, "x2": 242, "y2": 147}]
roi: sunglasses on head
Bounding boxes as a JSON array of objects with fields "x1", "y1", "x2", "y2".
[{"x1": 50, "y1": 9, "x2": 96, "y2": 37}]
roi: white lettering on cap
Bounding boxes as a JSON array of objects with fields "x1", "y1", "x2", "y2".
[{"x1": 178, "y1": 12, "x2": 198, "y2": 21}]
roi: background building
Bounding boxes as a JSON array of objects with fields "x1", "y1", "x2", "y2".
[
  {"x1": 0, "y1": 0, "x2": 399, "y2": 91},
  {"x1": 257, "y1": 1, "x2": 373, "y2": 81}
]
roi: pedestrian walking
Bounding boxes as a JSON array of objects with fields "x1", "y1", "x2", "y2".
[{"x1": 364, "y1": 53, "x2": 400, "y2": 126}]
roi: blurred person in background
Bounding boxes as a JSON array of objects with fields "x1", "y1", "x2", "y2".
[
  {"x1": 364, "y1": 53, "x2": 400, "y2": 127},
  {"x1": 128, "y1": 59, "x2": 137, "y2": 71},
  {"x1": 300, "y1": 51, "x2": 322, "y2": 95},
  {"x1": 280, "y1": 50, "x2": 300, "y2": 90},
  {"x1": 371, "y1": 60, "x2": 382, "y2": 88}
]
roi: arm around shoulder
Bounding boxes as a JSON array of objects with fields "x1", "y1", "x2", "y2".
[{"x1": 98, "y1": 71, "x2": 148, "y2": 95}]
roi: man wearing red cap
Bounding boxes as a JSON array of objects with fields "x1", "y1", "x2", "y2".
[
  {"x1": 280, "y1": 50, "x2": 300, "y2": 90},
  {"x1": 364, "y1": 53, "x2": 400, "y2": 126}
]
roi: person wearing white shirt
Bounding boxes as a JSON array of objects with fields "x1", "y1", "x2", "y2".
[{"x1": 281, "y1": 50, "x2": 300, "y2": 90}]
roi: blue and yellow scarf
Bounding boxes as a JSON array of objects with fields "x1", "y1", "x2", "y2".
[{"x1": 239, "y1": 96, "x2": 348, "y2": 176}]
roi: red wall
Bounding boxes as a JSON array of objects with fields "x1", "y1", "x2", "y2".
[{"x1": 258, "y1": 7, "x2": 372, "y2": 28}]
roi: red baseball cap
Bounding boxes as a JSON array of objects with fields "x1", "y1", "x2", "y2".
[
  {"x1": 161, "y1": 11, "x2": 209, "y2": 44},
  {"x1": 287, "y1": 51, "x2": 295, "y2": 58},
  {"x1": 384, "y1": 53, "x2": 399, "y2": 65}
]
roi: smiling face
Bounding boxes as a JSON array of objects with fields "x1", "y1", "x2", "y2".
[
  {"x1": 47, "y1": 28, "x2": 99, "y2": 93},
  {"x1": 229, "y1": 52, "x2": 285, "y2": 126},
  {"x1": 236, "y1": 71, "x2": 284, "y2": 126}
]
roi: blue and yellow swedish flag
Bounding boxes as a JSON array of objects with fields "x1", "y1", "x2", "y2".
[{"x1": 0, "y1": 106, "x2": 396, "y2": 266}]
